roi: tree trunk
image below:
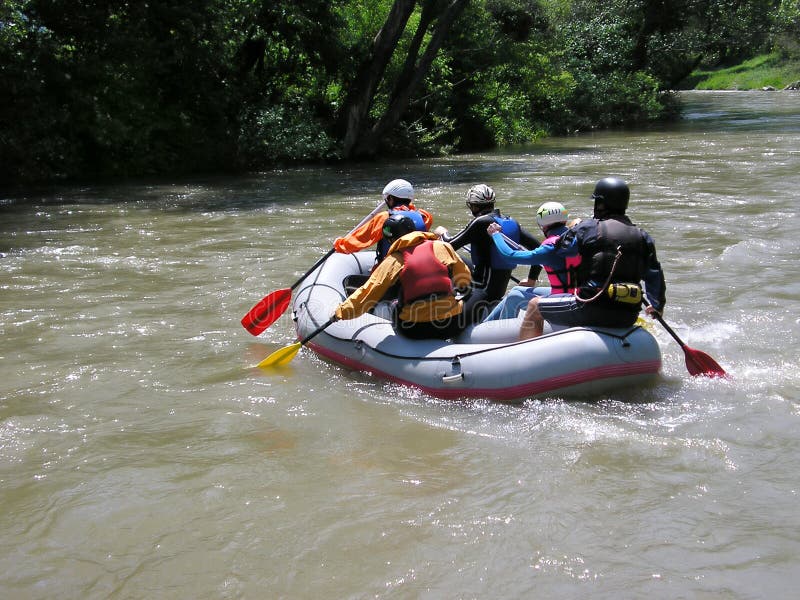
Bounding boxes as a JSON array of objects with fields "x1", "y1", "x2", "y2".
[
  {"x1": 353, "y1": 0, "x2": 469, "y2": 158},
  {"x1": 340, "y1": 0, "x2": 470, "y2": 159},
  {"x1": 340, "y1": 0, "x2": 416, "y2": 158}
]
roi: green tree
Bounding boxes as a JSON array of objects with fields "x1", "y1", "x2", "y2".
[
  {"x1": 231, "y1": 0, "x2": 346, "y2": 166},
  {"x1": 1, "y1": 0, "x2": 238, "y2": 181},
  {"x1": 338, "y1": 0, "x2": 470, "y2": 159},
  {"x1": 443, "y1": 0, "x2": 574, "y2": 145},
  {"x1": 3, "y1": 0, "x2": 788, "y2": 184},
  {"x1": 774, "y1": 0, "x2": 800, "y2": 58}
]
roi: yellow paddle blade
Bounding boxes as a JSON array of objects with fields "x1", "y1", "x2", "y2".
[
  {"x1": 257, "y1": 341, "x2": 302, "y2": 368},
  {"x1": 635, "y1": 316, "x2": 654, "y2": 332}
]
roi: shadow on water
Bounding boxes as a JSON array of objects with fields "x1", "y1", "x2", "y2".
[
  {"x1": 673, "y1": 90, "x2": 800, "y2": 132},
  {"x1": 1, "y1": 144, "x2": 605, "y2": 213},
  {"x1": 3, "y1": 90, "x2": 797, "y2": 213}
]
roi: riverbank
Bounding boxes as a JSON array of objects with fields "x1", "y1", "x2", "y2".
[{"x1": 684, "y1": 53, "x2": 800, "y2": 90}]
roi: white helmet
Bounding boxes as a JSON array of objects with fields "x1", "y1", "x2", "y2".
[
  {"x1": 382, "y1": 179, "x2": 414, "y2": 203},
  {"x1": 535, "y1": 201, "x2": 569, "y2": 229}
]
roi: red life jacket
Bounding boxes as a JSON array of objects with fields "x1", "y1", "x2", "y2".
[
  {"x1": 542, "y1": 233, "x2": 581, "y2": 294},
  {"x1": 399, "y1": 241, "x2": 452, "y2": 303}
]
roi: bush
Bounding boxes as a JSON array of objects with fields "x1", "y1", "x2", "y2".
[{"x1": 237, "y1": 103, "x2": 340, "y2": 168}]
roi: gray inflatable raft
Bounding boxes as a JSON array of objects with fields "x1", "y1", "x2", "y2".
[{"x1": 290, "y1": 251, "x2": 662, "y2": 401}]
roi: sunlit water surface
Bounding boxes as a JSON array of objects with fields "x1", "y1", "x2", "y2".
[{"x1": 1, "y1": 91, "x2": 799, "y2": 598}]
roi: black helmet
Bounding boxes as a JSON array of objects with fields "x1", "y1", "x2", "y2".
[
  {"x1": 382, "y1": 213, "x2": 416, "y2": 243},
  {"x1": 591, "y1": 177, "x2": 630, "y2": 215}
]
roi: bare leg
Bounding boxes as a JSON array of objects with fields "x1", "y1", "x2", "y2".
[{"x1": 519, "y1": 297, "x2": 544, "y2": 340}]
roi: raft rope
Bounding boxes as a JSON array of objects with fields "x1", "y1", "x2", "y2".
[
  {"x1": 574, "y1": 245, "x2": 623, "y2": 304},
  {"x1": 290, "y1": 249, "x2": 641, "y2": 365},
  {"x1": 295, "y1": 300, "x2": 641, "y2": 362}
]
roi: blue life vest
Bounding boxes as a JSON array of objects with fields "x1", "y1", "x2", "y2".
[
  {"x1": 376, "y1": 209, "x2": 427, "y2": 263},
  {"x1": 472, "y1": 215, "x2": 520, "y2": 270}
]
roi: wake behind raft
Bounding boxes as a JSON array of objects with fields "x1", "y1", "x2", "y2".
[{"x1": 263, "y1": 251, "x2": 662, "y2": 402}]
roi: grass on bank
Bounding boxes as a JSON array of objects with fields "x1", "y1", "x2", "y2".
[{"x1": 685, "y1": 53, "x2": 800, "y2": 90}]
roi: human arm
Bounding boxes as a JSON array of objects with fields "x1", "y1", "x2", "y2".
[
  {"x1": 517, "y1": 225, "x2": 541, "y2": 251},
  {"x1": 517, "y1": 224, "x2": 542, "y2": 281},
  {"x1": 439, "y1": 215, "x2": 491, "y2": 250},
  {"x1": 488, "y1": 231, "x2": 566, "y2": 271},
  {"x1": 641, "y1": 232, "x2": 666, "y2": 315},
  {"x1": 433, "y1": 241, "x2": 472, "y2": 291},
  {"x1": 333, "y1": 212, "x2": 388, "y2": 253},
  {"x1": 334, "y1": 254, "x2": 402, "y2": 319},
  {"x1": 514, "y1": 278, "x2": 538, "y2": 287}
]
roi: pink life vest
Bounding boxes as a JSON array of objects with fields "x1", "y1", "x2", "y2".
[{"x1": 542, "y1": 233, "x2": 581, "y2": 294}]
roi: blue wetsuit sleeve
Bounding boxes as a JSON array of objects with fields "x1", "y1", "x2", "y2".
[
  {"x1": 491, "y1": 233, "x2": 531, "y2": 260},
  {"x1": 517, "y1": 225, "x2": 541, "y2": 280},
  {"x1": 518, "y1": 226, "x2": 540, "y2": 250},
  {"x1": 490, "y1": 233, "x2": 565, "y2": 269}
]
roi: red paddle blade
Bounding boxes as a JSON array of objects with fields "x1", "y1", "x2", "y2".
[
  {"x1": 241, "y1": 288, "x2": 292, "y2": 336},
  {"x1": 684, "y1": 347, "x2": 728, "y2": 378}
]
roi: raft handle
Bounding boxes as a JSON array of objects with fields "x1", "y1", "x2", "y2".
[
  {"x1": 354, "y1": 339, "x2": 366, "y2": 357},
  {"x1": 442, "y1": 373, "x2": 465, "y2": 384},
  {"x1": 442, "y1": 356, "x2": 464, "y2": 384}
]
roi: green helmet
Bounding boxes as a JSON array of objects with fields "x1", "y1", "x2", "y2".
[{"x1": 535, "y1": 201, "x2": 569, "y2": 230}]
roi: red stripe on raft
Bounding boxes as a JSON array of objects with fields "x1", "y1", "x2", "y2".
[{"x1": 306, "y1": 341, "x2": 661, "y2": 401}]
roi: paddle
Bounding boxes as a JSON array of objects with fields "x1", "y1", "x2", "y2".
[
  {"x1": 241, "y1": 201, "x2": 385, "y2": 336},
  {"x1": 485, "y1": 232, "x2": 540, "y2": 284},
  {"x1": 497, "y1": 234, "x2": 529, "y2": 284},
  {"x1": 499, "y1": 232, "x2": 525, "y2": 250},
  {"x1": 643, "y1": 299, "x2": 727, "y2": 378},
  {"x1": 257, "y1": 317, "x2": 337, "y2": 368}
]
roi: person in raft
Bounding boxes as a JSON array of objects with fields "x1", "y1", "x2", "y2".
[
  {"x1": 333, "y1": 178, "x2": 433, "y2": 265},
  {"x1": 500, "y1": 177, "x2": 666, "y2": 340},
  {"x1": 483, "y1": 201, "x2": 580, "y2": 321},
  {"x1": 332, "y1": 213, "x2": 472, "y2": 340},
  {"x1": 334, "y1": 178, "x2": 434, "y2": 294},
  {"x1": 434, "y1": 184, "x2": 541, "y2": 322}
]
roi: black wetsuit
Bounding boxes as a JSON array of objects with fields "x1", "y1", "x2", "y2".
[{"x1": 441, "y1": 209, "x2": 541, "y2": 322}]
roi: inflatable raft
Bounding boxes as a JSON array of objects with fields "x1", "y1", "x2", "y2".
[{"x1": 288, "y1": 251, "x2": 662, "y2": 401}]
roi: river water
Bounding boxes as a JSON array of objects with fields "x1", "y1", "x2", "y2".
[{"x1": 1, "y1": 91, "x2": 799, "y2": 598}]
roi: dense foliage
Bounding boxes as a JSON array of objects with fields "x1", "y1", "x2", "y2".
[{"x1": 1, "y1": 0, "x2": 795, "y2": 184}]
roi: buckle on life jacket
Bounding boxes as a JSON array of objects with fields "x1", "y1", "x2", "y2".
[{"x1": 607, "y1": 283, "x2": 642, "y2": 304}]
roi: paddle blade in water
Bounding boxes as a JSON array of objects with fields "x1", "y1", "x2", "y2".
[
  {"x1": 648, "y1": 309, "x2": 728, "y2": 379},
  {"x1": 257, "y1": 341, "x2": 302, "y2": 368},
  {"x1": 241, "y1": 288, "x2": 292, "y2": 336},
  {"x1": 684, "y1": 347, "x2": 728, "y2": 378}
]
